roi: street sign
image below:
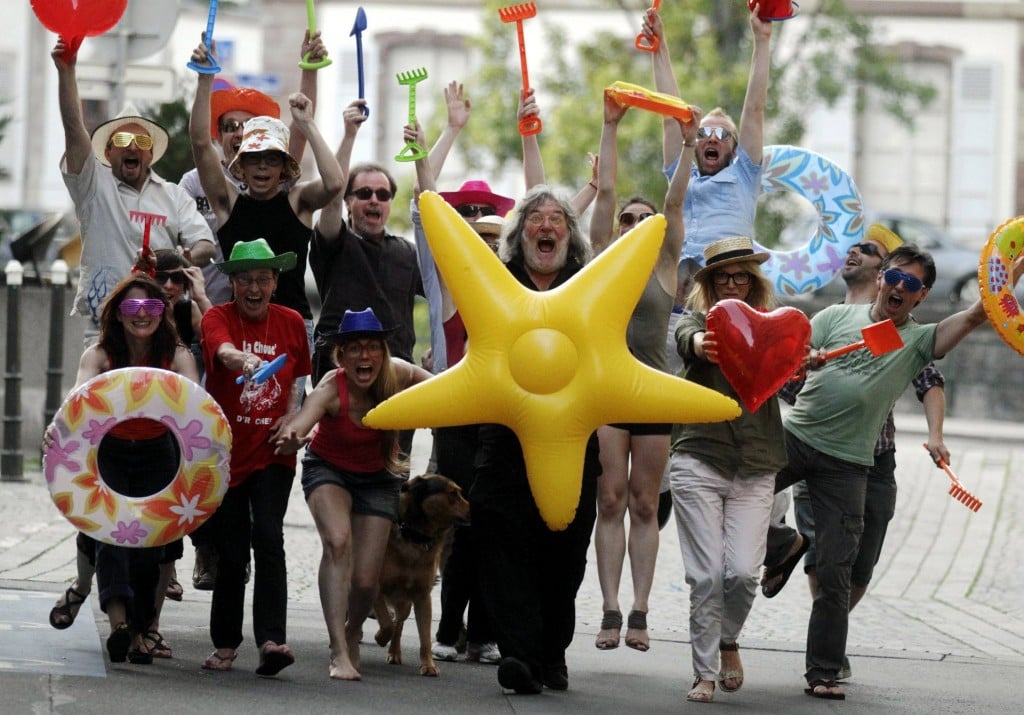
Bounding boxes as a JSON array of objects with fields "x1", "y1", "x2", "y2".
[
  {"x1": 77, "y1": 63, "x2": 177, "y2": 103},
  {"x1": 234, "y1": 72, "x2": 281, "y2": 96}
]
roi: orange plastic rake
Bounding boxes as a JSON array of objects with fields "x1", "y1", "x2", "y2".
[
  {"x1": 498, "y1": 3, "x2": 542, "y2": 137},
  {"x1": 923, "y1": 444, "x2": 982, "y2": 512}
]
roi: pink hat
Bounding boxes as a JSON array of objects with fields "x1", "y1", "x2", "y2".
[{"x1": 439, "y1": 180, "x2": 515, "y2": 217}]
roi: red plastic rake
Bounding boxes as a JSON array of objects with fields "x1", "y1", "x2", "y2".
[
  {"x1": 129, "y1": 210, "x2": 166, "y2": 277},
  {"x1": 923, "y1": 444, "x2": 982, "y2": 512},
  {"x1": 498, "y1": 3, "x2": 541, "y2": 137}
]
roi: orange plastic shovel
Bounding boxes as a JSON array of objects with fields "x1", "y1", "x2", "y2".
[
  {"x1": 635, "y1": 0, "x2": 662, "y2": 52},
  {"x1": 498, "y1": 3, "x2": 541, "y2": 137},
  {"x1": 822, "y1": 319, "x2": 903, "y2": 362}
]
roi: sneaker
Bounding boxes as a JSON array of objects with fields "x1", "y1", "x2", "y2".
[
  {"x1": 466, "y1": 641, "x2": 501, "y2": 664},
  {"x1": 432, "y1": 642, "x2": 459, "y2": 662},
  {"x1": 836, "y1": 655, "x2": 852, "y2": 681},
  {"x1": 192, "y1": 544, "x2": 218, "y2": 591}
]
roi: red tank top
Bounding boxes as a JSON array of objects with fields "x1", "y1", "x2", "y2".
[
  {"x1": 309, "y1": 370, "x2": 386, "y2": 472},
  {"x1": 443, "y1": 311, "x2": 467, "y2": 368}
]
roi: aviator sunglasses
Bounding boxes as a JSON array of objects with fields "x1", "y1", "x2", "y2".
[
  {"x1": 618, "y1": 211, "x2": 654, "y2": 228},
  {"x1": 850, "y1": 242, "x2": 881, "y2": 258},
  {"x1": 109, "y1": 132, "x2": 155, "y2": 150},
  {"x1": 118, "y1": 298, "x2": 165, "y2": 317},
  {"x1": 349, "y1": 187, "x2": 393, "y2": 202},
  {"x1": 455, "y1": 204, "x2": 497, "y2": 218},
  {"x1": 883, "y1": 268, "x2": 924, "y2": 293},
  {"x1": 697, "y1": 126, "x2": 733, "y2": 142}
]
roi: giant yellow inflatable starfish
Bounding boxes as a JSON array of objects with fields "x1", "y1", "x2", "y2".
[{"x1": 364, "y1": 192, "x2": 740, "y2": 529}]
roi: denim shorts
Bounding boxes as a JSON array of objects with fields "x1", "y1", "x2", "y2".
[{"x1": 300, "y1": 449, "x2": 403, "y2": 521}]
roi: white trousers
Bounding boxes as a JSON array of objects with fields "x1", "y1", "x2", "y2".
[{"x1": 669, "y1": 452, "x2": 774, "y2": 680}]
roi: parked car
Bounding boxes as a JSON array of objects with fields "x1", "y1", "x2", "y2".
[{"x1": 0, "y1": 208, "x2": 79, "y2": 284}]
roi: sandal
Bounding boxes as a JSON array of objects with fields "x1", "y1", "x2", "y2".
[
  {"x1": 595, "y1": 609, "x2": 622, "y2": 650},
  {"x1": 256, "y1": 641, "x2": 295, "y2": 677},
  {"x1": 718, "y1": 641, "x2": 743, "y2": 692},
  {"x1": 761, "y1": 533, "x2": 809, "y2": 598},
  {"x1": 201, "y1": 649, "x2": 237, "y2": 672},
  {"x1": 624, "y1": 610, "x2": 649, "y2": 652},
  {"x1": 106, "y1": 623, "x2": 131, "y2": 663},
  {"x1": 142, "y1": 630, "x2": 173, "y2": 659},
  {"x1": 127, "y1": 648, "x2": 153, "y2": 665},
  {"x1": 805, "y1": 679, "x2": 846, "y2": 700},
  {"x1": 687, "y1": 677, "x2": 715, "y2": 703},
  {"x1": 165, "y1": 576, "x2": 183, "y2": 602},
  {"x1": 49, "y1": 586, "x2": 88, "y2": 630}
]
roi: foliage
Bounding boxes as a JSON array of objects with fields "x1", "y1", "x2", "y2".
[
  {"x1": 0, "y1": 105, "x2": 11, "y2": 180},
  {"x1": 140, "y1": 97, "x2": 193, "y2": 184},
  {"x1": 454, "y1": 0, "x2": 936, "y2": 245}
]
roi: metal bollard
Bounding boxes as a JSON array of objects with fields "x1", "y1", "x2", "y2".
[
  {"x1": 44, "y1": 260, "x2": 69, "y2": 437},
  {"x1": 2, "y1": 260, "x2": 25, "y2": 481}
]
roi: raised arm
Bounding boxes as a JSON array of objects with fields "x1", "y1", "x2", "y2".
[
  {"x1": 427, "y1": 81, "x2": 471, "y2": 184},
  {"x1": 659, "y1": 107, "x2": 701, "y2": 283},
  {"x1": 520, "y1": 89, "x2": 545, "y2": 190},
  {"x1": 933, "y1": 298, "x2": 987, "y2": 358},
  {"x1": 289, "y1": 92, "x2": 345, "y2": 218},
  {"x1": 289, "y1": 29, "x2": 327, "y2": 162},
  {"x1": 51, "y1": 40, "x2": 91, "y2": 175},
  {"x1": 570, "y1": 152, "x2": 599, "y2": 217},
  {"x1": 189, "y1": 39, "x2": 234, "y2": 228},
  {"x1": 644, "y1": 8, "x2": 683, "y2": 169},
  {"x1": 589, "y1": 93, "x2": 627, "y2": 256},
  {"x1": 315, "y1": 100, "x2": 368, "y2": 240},
  {"x1": 738, "y1": 5, "x2": 773, "y2": 164}
]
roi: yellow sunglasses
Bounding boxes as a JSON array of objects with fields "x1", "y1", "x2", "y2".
[{"x1": 109, "y1": 132, "x2": 154, "y2": 150}]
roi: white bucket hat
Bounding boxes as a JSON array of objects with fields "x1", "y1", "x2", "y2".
[{"x1": 227, "y1": 116, "x2": 301, "y2": 182}]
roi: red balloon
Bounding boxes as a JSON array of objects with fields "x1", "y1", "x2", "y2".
[
  {"x1": 706, "y1": 299, "x2": 811, "y2": 414},
  {"x1": 31, "y1": 0, "x2": 127, "y2": 38}
]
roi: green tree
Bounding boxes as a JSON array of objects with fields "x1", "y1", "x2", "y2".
[
  {"x1": 455, "y1": 1, "x2": 935, "y2": 244},
  {"x1": 141, "y1": 97, "x2": 193, "y2": 184}
]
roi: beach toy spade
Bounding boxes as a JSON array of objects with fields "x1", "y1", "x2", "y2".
[
  {"x1": 129, "y1": 211, "x2": 166, "y2": 277},
  {"x1": 394, "y1": 68, "x2": 429, "y2": 162},
  {"x1": 820, "y1": 319, "x2": 903, "y2": 363},
  {"x1": 924, "y1": 444, "x2": 982, "y2": 512},
  {"x1": 32, "y1": 0, "x2": 127, "y2": 62},
  {"x1": 236, "y1": 354, "x2": 288, "y2": 385},
  {"x1": 187, "y1": 0, "x2": 222, "y2": 75},
  {"x1": 498, "y1": 3, "x2": 542, "y2": 137},
  {"x1": 635, "y1": 0, "x2": 661, "y2": 53},
  {"x1": 299, "y1": 0, "x2": 332, "y2": 70},
  {"x1": 350, "y1": 7, "x2": 369, "y2": 116}
]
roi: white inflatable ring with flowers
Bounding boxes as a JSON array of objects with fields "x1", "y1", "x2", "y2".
[{"x1": 44, "y1": 367, "x2": 232, "y2": 547}]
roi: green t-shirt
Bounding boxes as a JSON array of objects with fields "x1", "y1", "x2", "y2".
[{"x1": 785, "y1": 304, "x2": 936, "y2": 466}]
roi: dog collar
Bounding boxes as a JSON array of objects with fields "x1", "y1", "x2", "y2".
[{"x1": 398, "y1": 523, "x2": 435, "y2": 547}]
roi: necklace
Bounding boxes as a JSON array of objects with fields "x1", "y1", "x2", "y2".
[{"x1": 234, "y1": 304, "x2": 271, "y2": 356}]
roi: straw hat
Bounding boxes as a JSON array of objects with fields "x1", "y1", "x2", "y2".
[
  {"x1": 216, "y1": 238, "x2": 297, "y2": 274},
  {"x1": 439, "y1": 180, "x2": 516, "y2": 217},
  {"x1": 226, "y1": 116, "x2": 301, "y2": 182},
  {"x1": 90, "y1": 102, "x2": 169, "y2": 166},
  {"x1": 323, "y1": 308, "x2": 395, "y2": 345},
  {"x1": 865, "y1": 223, "x2": 904, "y2": 255},
  {"x1": 693, "y1": 236, "x2": 769, "y2": 281},
  {"x1": 210, "y1": 87, "x2": 280, "y2": 139},
  {"x1": 468, "y1": 214, "x2": 506, "y2": 237}
]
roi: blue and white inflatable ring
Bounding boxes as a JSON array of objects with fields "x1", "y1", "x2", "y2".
[{"x1": 756, "y1": 145, "x2": 865, "y2": 295}]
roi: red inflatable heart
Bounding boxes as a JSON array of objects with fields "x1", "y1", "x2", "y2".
[
  {"x1": 706, "y1": 299, "x2": 810, "y2": 413},
  {"x1": 32, "y1": 0, "x2": 127, "y2": 60}
]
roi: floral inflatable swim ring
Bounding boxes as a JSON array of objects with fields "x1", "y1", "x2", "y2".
[
  {"x1": 755, "y1": 145, "x2": 865, "y2": 296},
  {"x1": 44, "y1": 367, "x2": 232, "y2": 547},
  {"x1": 979, "y1": 215, "x2": 1024, "y2": 357}
]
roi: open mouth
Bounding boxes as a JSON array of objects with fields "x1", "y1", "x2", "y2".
[
  {"x1": 355, "y1": 364, "x2": 374, "y2": 378},
  {"x1": 886, "y1": 292, "x2": 904, "y2": 309},
  {"x1": 537, "y1": 237, "x2": 556, "y2": 253},
  {"x1": 123, "y1": 157, "x2": 140, "y2": 170},
  {"x1": 702, "y1": 146, "x2": 721, "y2": 162}
]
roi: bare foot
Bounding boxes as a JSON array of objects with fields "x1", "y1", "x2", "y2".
[
  {"x1": 329, "y1": 651, "x2": 361, "y2": 681},
  {"x1": 344, "y1": 626, "x2": 362, "y2": 671}
]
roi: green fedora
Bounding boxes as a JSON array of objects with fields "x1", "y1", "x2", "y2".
[{"x1": 216, "y1": 238, "x2": 297, "y2": 274}]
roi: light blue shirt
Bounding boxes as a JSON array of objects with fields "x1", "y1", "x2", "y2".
[
  {"x1": 411, "y1": 200, "x2": 447, "y2": 373},
  {"x1": 666, "y1": 145, "x2": 762, "y2": 265}
]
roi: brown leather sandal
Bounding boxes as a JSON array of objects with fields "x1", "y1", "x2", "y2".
[{"x1": 595, "y1": 609, "x2": 622, "y2": 650}]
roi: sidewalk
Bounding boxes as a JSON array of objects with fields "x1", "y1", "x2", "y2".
[{"x1": 2, "y1": 419, "x2": 1023, "y2": 712}]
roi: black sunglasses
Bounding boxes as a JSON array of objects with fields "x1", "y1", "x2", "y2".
[
  {"x1": 455, "y1": 204, "x2": 497, "y2": 218},
  {"x1": 155, "y1": 271, "x2": 187, "y2": 285},
  {"x1": 348, "y1": 187, "x2": 393, "y2": 201},
  {"x1": 850, "y1": 242, "x2": 881, "y2": 258},
  {"x1": 618, "y1": 211, "x2": 654, "y2": 228}
]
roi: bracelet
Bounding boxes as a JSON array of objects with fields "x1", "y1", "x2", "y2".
[
  {"x1": 683, "y1": 141, "x2": 697, "y2": 148},
  {"x1": 588, "y1": 180, "x2": 598, "y2": 191}
]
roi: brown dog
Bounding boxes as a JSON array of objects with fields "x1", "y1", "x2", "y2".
[{"x1": 373, "y1": 473, "x2": 470, "y2": 676}]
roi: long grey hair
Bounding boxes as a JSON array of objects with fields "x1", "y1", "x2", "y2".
[{"x1": 498, "y1": 185, "x2": 592, "y2": 268}]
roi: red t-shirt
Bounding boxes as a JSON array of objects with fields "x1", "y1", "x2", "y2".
[
  {"x1": 309, "y1": 369, "x2": 386, "y2": 473},
  {"x1": 202, "y1": 303, "x2": 311, "y2": 486}
]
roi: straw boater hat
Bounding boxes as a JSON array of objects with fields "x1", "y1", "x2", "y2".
[
  {"x1": 439, "y1": 180, "x2": 516, "y2": 217},
  {"x1": 468, "y1": 214, "x2": 506, "y2": 237},
  {"x1": 210, "y1": 87, "x2": 280, "y2": 139},
  {"x1": 226, "y1": 116, "x2": 302, "y2": 182},
  {"x1": 90, "y1": 102, "x2": 169, "y2": 167},
  {"x1": 324, "y1": 308, "x2": 395, "y2": 345},
  {"x1": 693, "y1": 236, "x2": 770, "y2": 281},
  {"x1": 865, "y1": 223, "x2": 904, "y2": 254},
  {"x1": 216, "y1": 238, "x2": 296, "y2": 274}
]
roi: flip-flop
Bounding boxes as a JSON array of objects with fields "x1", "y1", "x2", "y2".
[
  {"x1": 49, "y1": 586, "x2": 88, "y2": 630},
  {"x1": 761, "y1": 534, "x2": 810, "y2": 598},
  {"x1": 805, "y1": 679, "x2": 846, "y2": 700},
  {"x1": 201, "y1": 650, "x2": 237, "y2": 671}
]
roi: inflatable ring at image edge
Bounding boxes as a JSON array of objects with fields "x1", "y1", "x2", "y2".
[
  {"x1": 755, "y1": 145, "x2": 865, "y2": 296},
  {"x1": 43, "y1": 367, "x2": 232, "y2": 547},
  {"x1": 978, "y1": 215, "x2": 1024, "y2": 357}
]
